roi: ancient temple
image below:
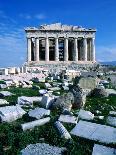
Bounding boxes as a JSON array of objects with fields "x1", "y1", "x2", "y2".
[{"x1": 25, "y1": 23, "x2": 96, "y2": 64}]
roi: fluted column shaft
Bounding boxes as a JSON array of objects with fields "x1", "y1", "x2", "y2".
[
  {"x1": 83, "y1": 38, "x2": 87, "y2": 61},
  {"x1": 64, "y1": 38, "x2": 68, "y2": 61},
  {"x1": 45, "y1": 37, "x2": 49, "y2": 61},
  {"x1": 55, "y1": 38, "x2": 59, "y2": 61},
  {"x1": 35, "y1": 38, "x2": 39, "y2": 61},
  {"x1": 91, "y1": 38, "x2": 95, "y2": 61},
  {"x1": 74, "y1": 38, "x2": 78, "y2": 61},
  {"x1": 27, "y1": 38, "x2": 31, "y2": 62}
]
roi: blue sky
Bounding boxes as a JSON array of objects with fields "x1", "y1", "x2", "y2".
[{"x1": 0, "y1": 0, "x2": 116, "y2": 67}]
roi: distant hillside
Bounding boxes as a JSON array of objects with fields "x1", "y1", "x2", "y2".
[{"x1": 99, "y1": 61, "x2": 116, "y2": 66}]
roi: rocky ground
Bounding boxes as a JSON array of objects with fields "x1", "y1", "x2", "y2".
[{"x1": 0, "y1": 75, "x2": 115, "y2": 155}]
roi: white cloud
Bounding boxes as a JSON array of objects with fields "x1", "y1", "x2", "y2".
[{"x1": 96, "y1": 45, "x2": 116, "y2": 62}]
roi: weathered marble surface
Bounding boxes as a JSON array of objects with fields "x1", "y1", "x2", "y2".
[
  {"x1": 107, "y1": 116, "x2": 116, "y2": 127},
  {"x1": 0, "y1": 105, "x2": 26, "y2": 122},
  {"x1": 70, "y1": 120, "x2": 116, "y2": 144},
  {"x1": 92, "y1": 144, "x2": 116, "y2": 155},
  {"x1": 21, "y1": 143, "x2": 66, "y2": 155},
  {"x1": 58, "y1": 115, "x2": 77, "y2": 124},
  {"x1": 78, "y1": 109, "x2": 94, "y2": 120},
  {"x1": 21, "y1": 117, "x2": 50, "y2": 131},
  {"x1": 28, "y1": 108, "x2": 50, "y2": 119}
]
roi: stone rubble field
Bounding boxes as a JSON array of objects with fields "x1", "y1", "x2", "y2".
[{"x1": 0, "y1": 73, "x2": 115, "y2": 155}]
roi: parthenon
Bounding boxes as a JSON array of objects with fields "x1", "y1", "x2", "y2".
[{"x1": 25, "y1": 23, "x2": 96, "y2": 64}]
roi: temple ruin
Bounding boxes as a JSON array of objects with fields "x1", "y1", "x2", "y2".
[{"x1": 25, "y1": 23, "x2": 96, "y2": 64}]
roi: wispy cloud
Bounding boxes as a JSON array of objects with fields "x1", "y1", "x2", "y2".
[
  {"x1": 19, "y1": 13, "x2": 46, "y2": 20},
  {"x1": 0, "y1": 11, "x2": 26, "y2": 67},
  {"x1": 19, "y1": 13, "x2": 32, "y2": 19},
  {"x1": 34, "y1": 13, "x2": 46, "y2": 19}
]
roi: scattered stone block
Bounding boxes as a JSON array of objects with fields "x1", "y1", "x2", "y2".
[
  {"x1": 28, "y1": 108, "x2": 50, "y2": 119},
  {"x1": 41, "y1": 94, "x2": 54, "y2": 109},
  {"x1": 92, "y1": 144, "x2": 116, "y2": 155},
  {"x1": 0, "y1": 84, "x2": 7, "y2": 89},
  {"x1": 70, "y1": 120, "x2": 116, "y2": 144},
  {"x1": 18, "y1": 96, "x2": 42, "y2": 106},
  {"x1": 54, "y1": 121, "x2": 71, "y2": 139},
  {"x1": 106, "y1": 89, "x2": 116, "y2": 96},
  {"x1": 39, "y1": 89, "x2": 48, "y2": 95},
  {"x1": 62, "y1": 86, "x2": 69, "y2": 91},
  {"x1": 0, "y1": 105, "x2": 26, "y2": 122},
  {"x1": 107, "y1": 116, "x2": 116, "y2": 127},
  {"x1": 38, "y1": 77, "x2": 45, "y2": 83},
  {"x1": 48, "y1": 87, "x2": 61, "y2": 91},
  {"x1": 21, "y1": 143, "x2": 66, "y2": 155},
  {"x1": 53, "y1": 92, "x2": 74, "y2": 111},
  {"x1": 58, "y1": 115, "x2": 77, "y2": 124},
  {"x1": 78, "y1": 77, "x2": 98, "y2": 90},
  {"x1": 0, "y1": 91, "x2": 14, "y2": 97},
  {"x1": 109, "y1": 111, "x2": 116, "y2": 116},
  {"x1": 21, "y1": 117, "x2": 50, "y2": 131},
  {"x1": 78, "y1": 109, "x2": 94, "y2": 120},
  {"x1": 44, "y1": 83, "x2": 52, "y2": 88},
  {"x1": 0, "y1": 99, "x2": 9, "y2": 105}
]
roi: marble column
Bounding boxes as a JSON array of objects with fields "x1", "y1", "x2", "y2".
[
  {"x1": 83, "y1": 38, "x2": 87, "y2": 61},
  {"x1": 74, "y1": 38, "x2": 78, "y2": 61},
  {"x1": 64, "y1": 38, "x2": 68, "y2": 61},
  {"x1": 91, "y1": 38, "x2": 95, "y2": 61},
  {"x1": 55, "y1": 38, "x2": 59, "y2": 61},
  {"x1": 35, "y1": 38, "x2": 39, "y2": 61},
  {"x1": 45, "y1": 37, "x2": 49, "y2": 61},
  {"x1": 27, "y1": 37, "x2": 31, "y2": 62}
]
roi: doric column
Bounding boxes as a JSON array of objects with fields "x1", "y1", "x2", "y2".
[
  {"x1": 27, "y1": 37, "x2": 31, "y2": 62},
  {"x1": 35, "y1": 38, "x2": 39, "y2": 61},
  {"x1": 55, "y1": 38, "x2": 59, "y2": 61},
  {"x1": 74, "y1": 38, "x2": 78, "y2": 61},
  {"x1": 91, "y1": 38, "x2": 95, "y2": 62},
  {"x1": 64, "y1": 38, "x2": 68, "y2": 61},
  {"x1": 45, "y1": 37, "x2": 49, "y2": 61},
  {"x1": 83, "y1": 38, "x2": 87, "y2": 61}
]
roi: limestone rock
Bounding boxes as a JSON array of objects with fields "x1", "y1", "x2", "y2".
[
  {"x1": 92, "y1": 144, "x2": 116, "y2": 155},
  {"x1": 109, "y1": 111, "x2": 116, "y2": 116},
  {"x1": 53, "y1": 92, "x2": 74, "y2": 111},
  {"x1": 70, "y1": 120, "x2": 116, "y2": 144},
  {"x1": 21, "y1": 143, "x2": 66, "y2": 155},
  {"x1": 0, "y1": 99, "x2": 9, "y2": 105},
  {"x1": 70, "y1": 85, "x2": 86, "y2": 108},
  {"x1": 44, "y1": 83, "x2": 52, "y2": 88},
  {"x1": 78, "y1": 109, "x2": 94, "y2": 120},
  {"x1": 21, "y1": 117, "x2": 50, "y2": 131},
  {"x1": 28, "y1": 108, "x2": 50, "y2": 119},
  {"x1": 0, "y1": 105, "x2": 26, "y2": 122},
  {"x1": 41, "y1": 94, "x2": 54, "y2": 109},
  {"x1": 0, "y1": 91, "x2": 14, "y2": 97},
  {"x1": 90, "y1": 88, "x2": 108, "y2": 97},
  {"x1": 18, "y1": 96, "x2": 42, "y2": 106},
  {"x1": 39, "y1": 89, "x2": 48, "y2": 95},
  {"x1": 58, "y1": 114, "x2": 77, "y2": 124},
  {"x1": 0, "y1": 84, "x2": 7, "y2": 89},
  {"x1": 107, "y1": 116, "x2": 116, "y2": 127}
]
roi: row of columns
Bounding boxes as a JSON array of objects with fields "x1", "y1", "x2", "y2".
[{"x1": 27, "y1": 37, "x2": 95, "y2": 62}]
